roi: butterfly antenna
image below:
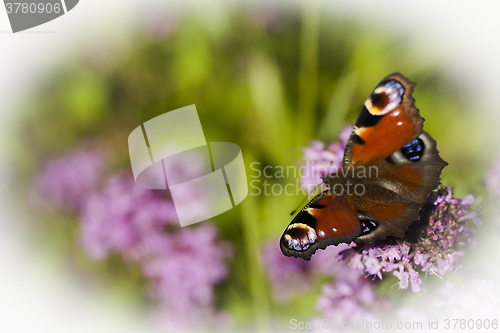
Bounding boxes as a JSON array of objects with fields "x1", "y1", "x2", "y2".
[
  {"x1": 290, "y1": 195, "x2": 308, "y2": 216},
  {"x1": 290, "y1": 182, "x2": 322, "y2": 216}
]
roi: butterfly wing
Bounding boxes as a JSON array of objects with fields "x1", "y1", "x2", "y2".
[
  {"x1": 337, "y1": 72, "x2": 447, "y2": 243},
  {"x1": 281, "y1": 73, "x2": 447, "y2": 260},
  {"x1": 348, "y1": 131, "x2": 447, "y2": 243},
  {"x1": 280, "y1": 191, "x2": 361, "y2": 260},
  {"x1": 343, "y1": 73, "x2": 422, "y2": 167}
]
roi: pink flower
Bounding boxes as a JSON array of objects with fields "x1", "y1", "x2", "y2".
[
  {"x1": 79, "y1": 174, "x2": 177, "y2": 260},
  {"x1": 339, "y1": 188, "x2": 480, "y2": 294},
  {"x1": 300, "y1": 124, "x2": 352, "y2": 190},
  {"x1": 78, "y1": 173, "x2": 231, "y2": 325},
  {"x1": 142, "y1": 225, "x2": 231, "y2": 323},
  {"x1": 262, "y1": 240, "x2": 389, "y2": 323},
  {"x1": 34, "y1": 145, "x2": 233, "y2": 329},
  {"x1": 261, "y1": 240, "x2": 314, "y2": 302},
  {"x1": 315, "y1": 246, "x2": 389, "y2": 324},
  {"x1": 34, "y1": 147, "x2": 104, "y2": 209},
  {"x1": 298, "y1": 129, "x2": 481, "y2": 295}
]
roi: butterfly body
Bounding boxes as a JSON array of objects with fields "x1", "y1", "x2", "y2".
[{"x1": 280, "y1": 73, "x2": 447, "y2": 260}]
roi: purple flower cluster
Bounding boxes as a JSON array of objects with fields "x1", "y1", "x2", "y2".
[
  {"x1": 262, "y1": 241, "x2": 390, "y2": 323},
  {"x1": 261, "y1": 241, "x2": 315, "y2": 302},
  {"x1": 141, "y1": 223, "x2": 231, "y2": 327},
  {"x1": 34, "y1": 147, "x2": 104, "y2": 209},
  {"x1": 79, "y1": 174, "x2": 177, "y2": 260},
  {"x1": 314, "y1": 245, "x2": 390, "y2": 324},
  {"x1": 34, "y1": 147, "x2": 231, "y2": 328},
  {"x1": 342, "y1": 188, "x2": 480, "y2": 294},
  {"x1": 296, "y1": 127, "x2": 481, "y2": 295}
]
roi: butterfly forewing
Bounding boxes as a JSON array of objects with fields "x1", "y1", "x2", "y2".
[{"x1": 343, "y1": 73, "x2": 423, "y2": 168}]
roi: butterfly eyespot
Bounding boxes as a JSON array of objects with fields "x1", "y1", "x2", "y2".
[
  {"x1": 401, "y1": 138, "x2": 425, "y2": 162},
  {"x1": 383, "y1": 80, "x2": 405, "y2": 96},
  {"x1": 365, "y1": 80, "x2": 405, "y2": 116},
  {"x1": 284, "y1": 223, "x2": 317, "y2": 251},
  {"x1": 360, "y1": 219, "x2": 379, "y2": 235},
  {"x1": 371, "y1": 93, "x2": 387, "y2": 108}
]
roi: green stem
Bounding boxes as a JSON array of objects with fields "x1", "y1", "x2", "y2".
[
  {"x1": 241, "y1": 166, "x2": 271, "y2": 333},
  {"x1": 297, "y1": 0, "x2": 321, "y2": 146}
]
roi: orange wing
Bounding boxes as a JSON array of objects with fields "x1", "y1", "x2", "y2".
[
  {"x1": 280, "y1": 192, "x2": 360, "y2": 260},
  {"x1": 343, "y1": 73, "x2": 423, "y2": 167},
  {"x1": 337, "y1": 73, "x2": 447, "y2": 243}
]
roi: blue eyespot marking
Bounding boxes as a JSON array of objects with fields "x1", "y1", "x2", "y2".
[
  {"x1": 383, "y1": 80, "x2": 404, "y2": 98},
  {"x1": 360, "y1": 219, "x2": 378, "y2": 235},
  {"x1": 401, "y1": 138, "x2": 425, "y2": 161}
]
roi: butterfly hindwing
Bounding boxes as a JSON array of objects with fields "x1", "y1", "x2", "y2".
[{"x1": 351, "y1": 131, "x2": 447, "y2": 243}]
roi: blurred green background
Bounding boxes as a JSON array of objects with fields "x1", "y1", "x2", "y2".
[{"x1": 14, "y1": 3, "x2": 493, "y2": 331}]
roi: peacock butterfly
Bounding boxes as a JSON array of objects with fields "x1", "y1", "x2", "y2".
[{"x1": 280, "y1": 73, "x2": 447, "y2": 260}]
